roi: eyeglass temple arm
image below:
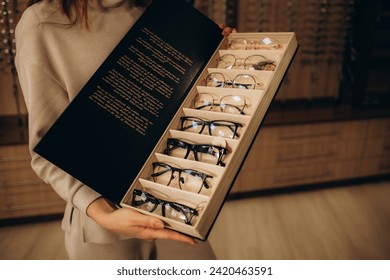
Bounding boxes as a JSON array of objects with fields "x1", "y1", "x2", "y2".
[
  {"x1": 194, "y1": 104, "x2": 213, "y2": 110},
  {"x1": 202, "y1": 175, "x2": 214, "y2": 189}
]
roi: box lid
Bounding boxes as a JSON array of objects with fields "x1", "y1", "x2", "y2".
[{"x1": 34, "y1": 0, "x2": 223, "y2": 204}]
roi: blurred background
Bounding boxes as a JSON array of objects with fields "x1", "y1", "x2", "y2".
[{"x1": 0, "y1": 0, "x2": 389, "y2": 259}]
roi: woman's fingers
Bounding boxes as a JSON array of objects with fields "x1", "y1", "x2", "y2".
[
  {"x1": 129, "y1": 210, "x2": 165, "y2": 229},
  {"x1": 140, "y1": 227, "x2": 197, "y2": 245},
  {"x1": 125, "y1": 209, "x2": 197, "y2": 244},
  {"x1": 218, "y1": 23, "x2": 237, "y2": 36},
  {"x1": 218, "y1": 23, "x2": 227, "y2": 29}
]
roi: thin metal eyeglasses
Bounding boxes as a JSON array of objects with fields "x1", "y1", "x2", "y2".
[
  {"x1": 164, "y1": 138, "x2": 227, "y2": 167},
  {"x1": 194, "y1": 93, "x2": 247, "y2": 115},
  {"x1": 151, "y1": 162, "x2": 213, "y2": 194},
  {"x1": 217, "y1": 54, "x2": 276, "y2": 71},
  {"x1": 205, "y1": 72, "x2": 263, "y2": 90},
  {"x1": 131, "y1": 189, "x2": 199, "y2": 225},
  {"x1": 228, "y1": 37, "x2": 282, "y2": 50},
  {"x1": 180, "y1": 116, "x2": 243, "y2": 139}
]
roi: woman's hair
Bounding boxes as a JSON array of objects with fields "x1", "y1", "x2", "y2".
[{"x1": 26, "y1": 0, "x2": 151, "y2": 27}]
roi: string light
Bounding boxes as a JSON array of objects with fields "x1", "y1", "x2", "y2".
[
  {"x1": 0, "y1": 0, "x2": 17, "y2": 71},
  {"x1": 0, "y1": 0, "x2": 23, "y2": 132}
]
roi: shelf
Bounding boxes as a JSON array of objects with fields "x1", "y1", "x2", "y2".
[{"x1": 0, "y1": 115, "x2": 28, "y2": 146}]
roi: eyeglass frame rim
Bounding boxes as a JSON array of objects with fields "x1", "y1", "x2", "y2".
[
  {"x1": 180, "y1": 115, "x2": 243, "y2": 139},
  {"x1": 151, "y1": 161, "x2": 213, "y2": 193},
  {"x1": 164, "y1": 137, "x2": 227, "y2": 167},
  {"x1": 193, "y1": 92, "x2": 247, "y2": 115}
]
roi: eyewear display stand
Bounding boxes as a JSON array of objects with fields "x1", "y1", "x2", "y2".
[
  {"x1": 120, "y1": 32, "x2": 298, "y2": 239},
  {"x1": 33, "y1": 0, "x2": 297, "y2": 240}
]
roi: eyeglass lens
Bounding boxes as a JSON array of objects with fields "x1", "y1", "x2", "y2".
[
  {"x1": 194, "y1": 93, "x2": 246, "y2": 115},
  {"x1": 165, "y1": 138, "x2": 227, "y2": 166},
  {"x1": 151, "y1": 162, "x2": 212, "y2": 193},
  {"x1": 132, "y1": 189, "x2": 197, "y2": 225},
  {"x1": 180, "y1": 116, "x2": 242, "y2": 139}
]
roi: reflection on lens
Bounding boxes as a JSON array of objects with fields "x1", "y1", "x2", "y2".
[
  {"x1": 233, "y1": 74, "x2": 256, "y2": 89},
  {"x1": 206, "y1": 73, "x2": 225, "y2": 87},
  {"x1": 209, "y1": 121, "x2": 237, "y2": 138},
  {"x1": 164, "y1": 203, "x2": 188, "y2": 222},
  {"x1": 181, "y1": 117, "x2": 203, "y2": 134},
  {"x1": 194, "y1": 93, "x2": 214, "y2": 111},
  {"x1": 180, "y1": 170, "x2": 204, "y2": 192},
  {"x1": 257, "y1": 37, "x2": 282, "y2": 50},
  {"x1": 220, "y1": 95, "x2": 246, "y2": 114},
  {"x1": 132, "y1": 190, "x2": 158, "y2": 212},
  {"x1": 196, "y1": 145, "x2": 221, "y2": 165},
  {"x1": 217, "y1": 54, "x2": 237, "y2": 69},
  {"x1": 152, "y1": 163, "x2": 174, "y2": 186},
  {"x1": 137, "y1": 200, "x2": 156, "y2": 212},
  {"x1": 228, "y1": 38, "x2": 247, "y2": 50}
]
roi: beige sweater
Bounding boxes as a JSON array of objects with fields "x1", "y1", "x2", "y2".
[{"x1": 15, "y1": 0, "x2": 144, "y2": 243}]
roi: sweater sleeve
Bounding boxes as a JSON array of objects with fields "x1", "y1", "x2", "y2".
[{"x1": 15, "y1": 9, "x2": 102, "y2": 214}]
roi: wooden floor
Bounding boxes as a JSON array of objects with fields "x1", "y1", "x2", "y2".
[{"x1": 1, "y1": 180, "x2": 390, "y2": 260}]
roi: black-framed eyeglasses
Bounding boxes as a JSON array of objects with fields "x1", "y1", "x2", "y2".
[
  {"x1": 180, "y1": 116, "x2": 243, "y2": 139},
  {"x1": 217, "y1": 54, "x2": 276, "y2": 71},
  {"x1": 194, "y1": 93, "x2": 247, "y2": 115},
  {"x1": 131, "y1": 189, "x2": 199, "y2": 225},
  {"x1": 205, "y1": 72, "x2": 263, "y2": 90},
  {"x1": 164, "y1": 138, "x2": 227, "y2": 167},
  {"x1": 151, "y1": 162, "x2": 213, "y2": 194}
]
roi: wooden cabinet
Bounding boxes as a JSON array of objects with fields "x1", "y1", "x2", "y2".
[
  {"x1": 232, "y1": 118, "x2": 390, "y2": 193},
  {"x1": 360, "y1": 118, "x2": 390, "y2": 177},
  {"x1": 0, "y1": 144, "x2": 65, "y2": 219}
]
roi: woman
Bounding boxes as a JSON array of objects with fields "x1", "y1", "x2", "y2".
[{"x1": 15, "y1": 0, "x2": 234, "y2": 259}]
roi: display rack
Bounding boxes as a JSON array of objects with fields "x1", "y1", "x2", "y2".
[{"x1": 121, "y1": 32, "x2": 298, "y2": 239}]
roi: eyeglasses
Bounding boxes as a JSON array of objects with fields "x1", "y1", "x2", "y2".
[
  {"x1": 151, "y1": 162, "x2": 213, "y2": 194},
  {"x1": 164, "y1": 138, "x2": 227, "y2": 167},
  {"x1": 180, "y1": 116, "x2": 242, "y2": 139},
  {"x1": 228, "y1": 37, "x2": 282, "y2": 50},
  {"x1": 131, "y1": 189, "x2": 199, "y2": 225},
  {"x1": 205, "y1": 72, "x2": 263, "y2": 90},
  {"x1": 194, "y1": 93, "x2": 247, "y2": 115},
  {"x1": 217, "y1": 54, "x2": 276, "y2": 71}
]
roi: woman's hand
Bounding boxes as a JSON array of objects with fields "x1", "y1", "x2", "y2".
[
  {"x1": 219, "y1": 23, "x2": 237, "y2": 36},
  {"x1": 86, "y1": 197, "x2": 197, "y2": 245}
]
